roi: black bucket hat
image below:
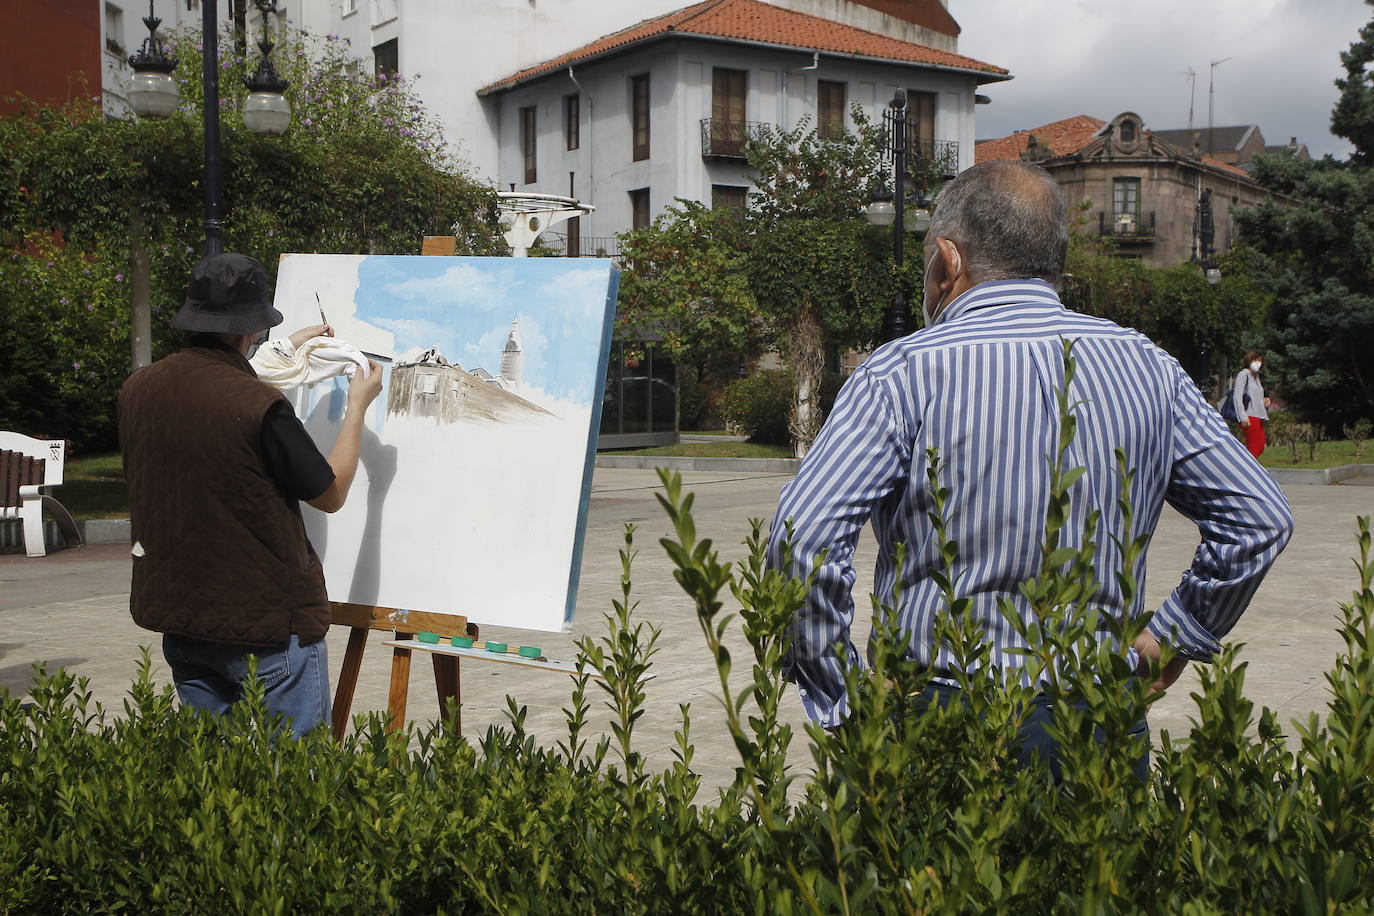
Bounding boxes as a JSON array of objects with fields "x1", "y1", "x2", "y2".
[{"x1": 170, "y1": 253, "x2": 284, "y2": 334}]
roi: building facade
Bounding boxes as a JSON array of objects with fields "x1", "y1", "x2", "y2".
[
  {"x1": 980, "y1": 111, "x2": 1295, "y2": 268},
  {"x1": 476, "y1": 0, "x2": 1006, "y2": 246},
  {"x1": 1, "y1": 0, "x2": 101, "y2": 116}
]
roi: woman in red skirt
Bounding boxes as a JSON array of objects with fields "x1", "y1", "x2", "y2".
[{"x1": 1231, "y1": 350, "x2": 1268, "y2": 458}]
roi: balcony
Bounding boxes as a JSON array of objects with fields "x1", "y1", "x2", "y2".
[
  {"x1": 546, "y1": 233, "x2": 622, "y2": 259},
  {"x1": 700, "y1": 118, "x2": 771, "y2": 160},
  {"x1": 909, "y1": 139, "x2": 960, "y2": 177},
  {"x1": 1098, "y1": 210, "x2": 1156, "y2": 241}
]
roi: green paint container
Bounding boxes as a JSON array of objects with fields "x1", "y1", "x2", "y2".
[
  {"x1": 485, "y1": 641, "x2": 508, "y2": 654},
  {"x1": 518, "y1": 646, "x2": 541, "y2": 659},
  {"x1": 451, "y1": 636, "x2": 474, "y2": 648},
  {"x1": 417, "y1": 632, "x2": 440, "y2": 644}
]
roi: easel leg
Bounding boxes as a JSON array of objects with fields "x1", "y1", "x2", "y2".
[
  {"x1": 433, "y1": 655, "x2": 460, "y2": 735},
  {"x1": 387, "y1": 632, "x2": 413, "y2": 734},
  {"x1": 332, "y1": 625, "x2": 369, "y2": 742}
]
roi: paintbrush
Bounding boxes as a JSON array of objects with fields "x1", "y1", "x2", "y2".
[{"x1": 314, "y1": 292, "x2": 329, "y2": 328}]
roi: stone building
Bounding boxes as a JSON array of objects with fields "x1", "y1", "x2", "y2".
[{"x1": 978, "y1": 111, "x2": 1295, "y2": 268}]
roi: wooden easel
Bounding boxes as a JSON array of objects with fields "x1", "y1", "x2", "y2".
[{"x1": 329, "y1": 601, "x2": 478, "y2": 740}]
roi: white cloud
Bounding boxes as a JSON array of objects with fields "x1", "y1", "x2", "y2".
[
  {"x1": 383, "y1": 262, "x2": 515, "y2": 312},
  {"x1": 956, "y1": 0, "x2": 1367, "y2": 159}
]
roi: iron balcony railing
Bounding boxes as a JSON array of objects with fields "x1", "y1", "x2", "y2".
[
  {"x1": 547, "y1": 233, "x2": 622, "y2": 259},
  {"x1": 909, "y1": 139, "x2": 960, "y2": 176},
  {"x1": 700, "y1": 118, "x2": 772, "y2": 160},
  {"x1": 1098, "y1": 210, "x2": 1157, "y2": 239}
]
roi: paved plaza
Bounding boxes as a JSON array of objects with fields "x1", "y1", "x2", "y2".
[{"x1": 2, "y1": 468, "x2": 1371, "y2": 790}]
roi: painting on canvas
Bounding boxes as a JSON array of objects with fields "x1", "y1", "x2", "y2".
[{"x1": 271, "y1": 254, "x2": 619, "y2": 633}]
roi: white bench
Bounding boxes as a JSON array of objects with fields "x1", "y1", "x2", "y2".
[{"x1": 0, "y1": 432, "x2": 82, "y2": 557}]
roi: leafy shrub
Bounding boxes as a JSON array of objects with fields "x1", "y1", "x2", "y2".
[
  {"x1": 719, "y1": 368, "x2": 792, "y2": 444},
  {"x1": 4, "y1": 362, "x2": 1374, "y2": 911},
  {"x1": 719, "y1": 368, "x2": 843, "y2": 445},
  {"x1": 1344, "y1": 418, "x2": 1372, "y2": 460}
]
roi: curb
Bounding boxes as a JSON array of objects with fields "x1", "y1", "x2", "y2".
[
  {"x1": 1266, "y1": 463, "x2": 1374, "y2": 486},
  {"x1": 595, "y1": 455, "x2": 801, "y2": 473},
  {"x1": 0, "y1": 518, "x2": 130, "y2": 550}
]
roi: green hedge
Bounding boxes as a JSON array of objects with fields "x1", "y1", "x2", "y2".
[
  {"x1": 719, "y1": 369, "x2": 841, "y2": 445},
  {"x1": 3, "y1": 490, "x2": 1371, "y2": 912}
]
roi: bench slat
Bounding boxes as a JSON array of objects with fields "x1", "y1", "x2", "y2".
[{"x1": 1, "y1": 450, "x2": 45, "y2": 509}]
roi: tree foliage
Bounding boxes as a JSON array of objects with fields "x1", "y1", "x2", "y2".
[
  {"x1": 617, "y1": 112, "x2": 927, "y2": 455},
  {"x1": 1234, "y1": 0, "x2": 1374, "y2": 430},
  {"x1": 0, "y1": 25, "x2": 502, "y2": 448}
]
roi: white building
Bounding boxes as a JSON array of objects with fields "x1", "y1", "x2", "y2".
[{"x1": 100, "y1": 0, "x2": 1009, "y2": 242}]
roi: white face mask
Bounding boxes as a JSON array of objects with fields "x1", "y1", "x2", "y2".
[{"x1": 1250, "y1": 361, "x2": 1263, "y2": 372}]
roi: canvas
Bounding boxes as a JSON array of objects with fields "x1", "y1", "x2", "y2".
[{"x1": 272, "y1": 254, "x2": 619, "y2": 633}]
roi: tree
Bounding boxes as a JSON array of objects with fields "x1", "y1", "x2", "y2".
[
  {"x1": 1234, "y1": 0, "x2": 1374, "y2": 430},
  {"x1": 0, "y1": 25, "x2": 502, "y2": 449},
  {"x1": 617, "y1": 113, "x2": 927, "y2": 457}
]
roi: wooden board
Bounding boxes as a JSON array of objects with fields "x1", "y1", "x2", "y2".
[{"x1": 379, "y1": 638, "x2": 624, "y2": 679}]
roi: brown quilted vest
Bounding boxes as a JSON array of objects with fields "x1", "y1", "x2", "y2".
[{"x1": 117, "y1": 343, "x2": 330, "y2": 646}]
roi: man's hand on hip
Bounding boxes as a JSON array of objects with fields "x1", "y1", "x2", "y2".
[{"x1": 1133, "y1": 629, "x2": 1189, "y2": 692}]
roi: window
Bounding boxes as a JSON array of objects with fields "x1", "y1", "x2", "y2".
[
  {"x1": 342, "y1": 0, "x2": 357, "y2": 14},
  {"x1": 104, "y1": 4, "x2": 125, "y2": 57},
  {"x1": 631, "y1": 74, "x2": 650, "y2": 161},
  {"x1": 906, "y1": 90, "x2": 936, "y2": 158},
  {"x1": 564, "y1": 94, "x2": 580, "y2": 151},
  {"x1": 818, "y1": 80, "x2": 846, "y2": 139},
  {"x1": 1112, "y1": 178, "x2": 1140, "y2": 218},
  {"x1": 630, "y1": 188, "x2": 650, "y2": 230},
  {"x1": 710, "y1": 68, "x2": 747, "y2": 155},
  {"x1": 711, "y1": 185, "x2": 748, "y2": 209},
  {"x1": 373, "y1": 38, "x2": 398, "y2": 78},
  {"x1": 520, "y1": 106, "x2": 537, "y2": 185},
  {"x1": 565, "y1": 215, "x2": 581, "y2": 257},
  {"x1": 1119, "y1": 118, "x2": 1137, "y2": 143}
]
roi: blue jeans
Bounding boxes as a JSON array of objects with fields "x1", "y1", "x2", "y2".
[
  {"x1": 162, "y1": 633, "x2": 332, "y2": 737},
  {"x1": 916, "y1": 683, "x2": 1150, "y2": 782}
]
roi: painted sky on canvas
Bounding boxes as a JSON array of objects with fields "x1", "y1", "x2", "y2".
[{"x1": 352, "y1": 256, "x2": 615, "y2": 404}]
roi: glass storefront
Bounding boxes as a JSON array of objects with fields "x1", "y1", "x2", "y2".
[{"x1": 598, "y1": 342, "x2": 678, "y2": 449}]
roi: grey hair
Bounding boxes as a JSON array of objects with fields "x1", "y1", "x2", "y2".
[{"x1": 927, "y1": 160, "x2": 1069, "y2": 287}]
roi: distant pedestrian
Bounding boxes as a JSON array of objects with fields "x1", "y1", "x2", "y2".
[{"x1": 1232, "y1": 350, "x2": 1268, "y2": 458}]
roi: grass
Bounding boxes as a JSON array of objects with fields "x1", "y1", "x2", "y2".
[
  {"x1": 678, "y1": 429, "x2": 742, "y2": 437},
  {"x1": 1259, "y1": 438, "x2": 1373, "y2": 469},
  {"x1": 605, "y1": 441, "x2": 794, "y2": 459},
  {"x1": 57, "y1": 453, "x2": 128, "y2": 520}
]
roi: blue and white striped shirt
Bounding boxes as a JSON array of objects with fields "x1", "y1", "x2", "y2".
[{"x1": 767, "y1": 279, "x2": 1294, "y2": 728}]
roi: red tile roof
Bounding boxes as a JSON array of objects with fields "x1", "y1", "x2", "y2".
[
  {"x1": 1201, "y1": 155, "x2": 1251, "y2": 178},
  {"x1": 975, "y1": 115, "x2": 1106, "y2": 163},
  {"x1": 478, "y1": 0, "x2": 1009, "y2": 95}
]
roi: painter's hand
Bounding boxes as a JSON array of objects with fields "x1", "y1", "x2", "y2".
[
  {"x1": 1133, "y1": 629, "x2": 1188, "y2": 693},
  {"x1": 287, "y1": 323, "x2": 333, "y2": 349},
  {"x1": 347, "y1": 359, "x2": 383, "y2": 409}
]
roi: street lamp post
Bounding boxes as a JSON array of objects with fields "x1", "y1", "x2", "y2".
[
  {"x1": 1197, "y1": 187, "x2": 1221, "y2": 286},
  {"x1": 865, "y1": 90, "x2": 933, "y2": 342},
  {"x1": 128, "y1": 0, "x2": 291, "y2": 257}
]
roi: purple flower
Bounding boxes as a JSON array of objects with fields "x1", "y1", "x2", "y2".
[
  {"x1": 60, "y1": 297, "x2": 68, "y2": 304},
  {"x1": 383, "y1": 117, "x2": 393, "y2": 126},
  {"x1": 72, "y1": 361, "x2": 82, "y2": 370},
  {"x1": 114, "y1": 273, "x2": 124, "y2": 282},
  {"x1": 303, "y1": 117, "x2": 313, "y2": 127},
  {"x1": 86, "y1": 304, "x2": 94, "y2": 312}
]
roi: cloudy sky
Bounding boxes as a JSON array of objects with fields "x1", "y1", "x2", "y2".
[{"x1": 953, "y1": 0, "x2": 1369, "y2": 159}]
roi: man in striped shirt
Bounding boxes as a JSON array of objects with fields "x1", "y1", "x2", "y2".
[{"x1": 767, "y1": 161, "x2": 1293, "y2": 766}]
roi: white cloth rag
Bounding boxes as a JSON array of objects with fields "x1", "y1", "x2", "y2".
[{"x1": 250, "y1": 336, "x2": 372, "y2": 391}]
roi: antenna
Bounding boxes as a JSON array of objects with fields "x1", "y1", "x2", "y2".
[
  {"x1": 1182, "y1": 67, "x2": 1197, "y2": 132},
  {"x1": 1208, "y1": 57, "x2": 1232, "y2": 157}
]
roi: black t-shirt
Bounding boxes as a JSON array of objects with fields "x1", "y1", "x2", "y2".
[{"x1": 258, "y1": 402, "x2": 335, "y2": 502}]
